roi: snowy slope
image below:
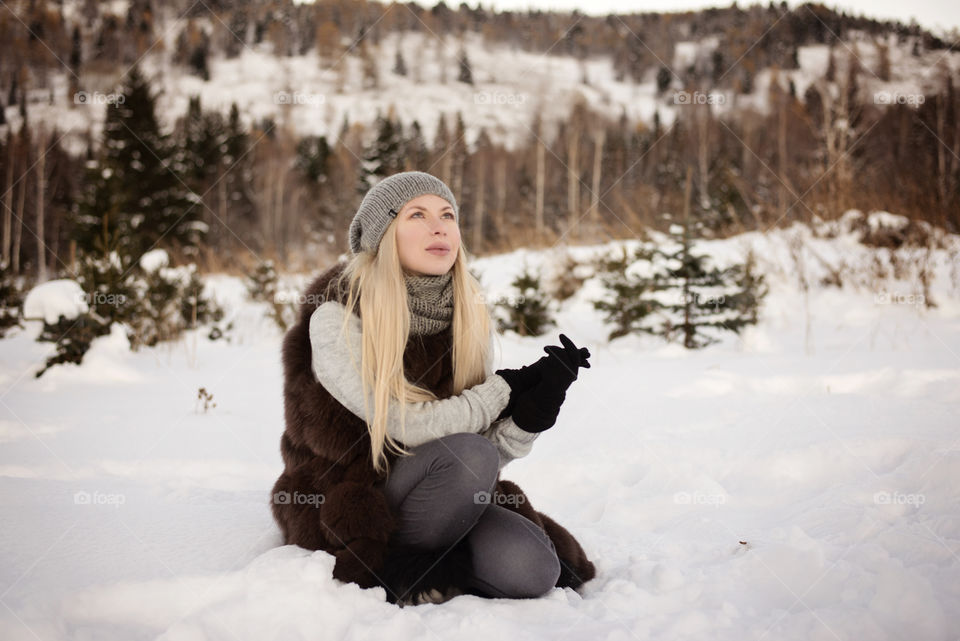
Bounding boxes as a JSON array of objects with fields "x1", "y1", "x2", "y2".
[
  {"x1": 13, "y1": 10, "x2": 960, "y2": 158},
  {"x1": 1, "y1": 218, "x2": 959, "y2": 640}
]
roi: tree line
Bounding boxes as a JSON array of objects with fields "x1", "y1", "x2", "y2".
[{"x1": 0, "y1": 0, "x2": 958, "y2": 286}]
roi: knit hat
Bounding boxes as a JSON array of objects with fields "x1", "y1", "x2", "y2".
[{"x1": 349, "y1": 171, "x2": 459, "y2": 255}]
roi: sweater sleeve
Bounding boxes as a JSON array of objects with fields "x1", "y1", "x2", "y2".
[
  {"x1": 479, "y1": 418, "x2": 539, "y2": 472},
  {"x1": 309, "y1": 301, "x2": 512, "y2": 448},
  {"x1": 478, "y1": 329, "x2": 541, "y2": 471}
]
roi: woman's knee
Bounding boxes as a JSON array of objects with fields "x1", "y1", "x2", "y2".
[
  {"x1": 469, "y1": 508, "x2": 561, "y2": 598},
  {"x1": 432, "y1": 432, "x2": 499, "y2": 491},
  {"x1": 503, "y1": 540, "x2": 561, "y2": 598}
]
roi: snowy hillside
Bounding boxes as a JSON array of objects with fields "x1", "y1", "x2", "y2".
[
  {"x1": 1, "y1": 216, "x2": 959, "y2": 640},
  {"x1": 14, "y1": 12, "x2": 960, "y2": 156}
]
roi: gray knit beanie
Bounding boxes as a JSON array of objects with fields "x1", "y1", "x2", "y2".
[{"x1": 349, "y1": 171, "x2": 459, "y2": 255}]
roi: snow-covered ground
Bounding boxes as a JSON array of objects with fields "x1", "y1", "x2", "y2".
[{"x1": 1, "y1": 216, "x2": 959, "y2": 640}]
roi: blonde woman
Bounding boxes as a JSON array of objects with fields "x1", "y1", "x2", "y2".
[{"x1": 271, "y1": 171, "x2": 596, "y2": 606}]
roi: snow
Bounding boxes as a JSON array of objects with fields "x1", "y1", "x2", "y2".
[
  {"x1": 738, "y1": 34, "x2": 959, "y2": 116},
  {"x1": 865, "y1": 211, "x2": 910, "y2": 231},
  {"x1": 2, "y1": 218, "x2": 960, "y2": 640},
  {"x1": 20, "y1": 279, "x2": 88, "y2": 324},
  {"x1": 673, "y1": 41, "x2": 701, "y2": 70},
  {"x1": 140, "y1": 249, "x2": 171, "y2": 273},
  {"x1": 7, "y1": 13, "x2": 959, "y2": 156},
  {"x1": 156, "y1": 29, "x2": 665, "y2": 150},
  {"x1": 3, "y1": 26, "x2": 671, "y2": 155}
]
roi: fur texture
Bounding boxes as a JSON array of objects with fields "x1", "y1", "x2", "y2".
[{"x1": 271, "y1": 262, "x2": 596, "y2": 603}]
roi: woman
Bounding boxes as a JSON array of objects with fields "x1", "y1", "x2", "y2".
[{"x1": 271, "y1": 171, "x2": 596, "y2": 606}]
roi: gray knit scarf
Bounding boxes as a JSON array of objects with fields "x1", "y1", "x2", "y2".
[{"x1": 405, "y1": 270, "x2": 454, "y2": 336}]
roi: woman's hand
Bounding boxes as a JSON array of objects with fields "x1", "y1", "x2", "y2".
[
  {"x1": 542, "y1": 334, "x2": 592, "y2": 378},
  {"x1": 496, "y1": 334, "x2": 591, "y2": 392},
  {"x1": 495, "y1": 334, "x2": 591, "y2": 428}
]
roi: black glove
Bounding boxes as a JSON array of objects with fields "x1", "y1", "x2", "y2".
[
  {"x1": 511, "y1": 334, "x2": 591, "y2": 433},
  {"x1": 494, "y1": 334, "x2": 591, "y2": 421},
  {"x1": 495, "y1": 356, "x2": 550, "y2": 421}
]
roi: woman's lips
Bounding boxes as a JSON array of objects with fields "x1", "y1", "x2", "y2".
[{"x1": 427, "y1": 247, "x2": 450, "y2": 255}]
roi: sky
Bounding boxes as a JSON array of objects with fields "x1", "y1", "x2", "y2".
[{"x1": 413, "y1": 0, "x2": 960, "y2": 37}]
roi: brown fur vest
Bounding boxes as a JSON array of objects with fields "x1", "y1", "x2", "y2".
[{"x1": 270, "y1": 261, "x2": 596, "y2": 603}]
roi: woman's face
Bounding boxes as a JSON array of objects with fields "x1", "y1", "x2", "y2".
[{"x1": 394, "y1": 194, "x2": 460, "y2": 276}]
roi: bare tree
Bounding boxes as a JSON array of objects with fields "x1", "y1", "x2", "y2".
[
  {"x1": 565, "y1": 101, "x2": 587, "y2": 240},
  {"x1": 533, "y1": 116, "x2": 546, "y2": 239},
  {"x1": 433, "y1": 114, "x2": 452, "y2": 187},
  {"x1": 12, "y1": 129, "x2": 28, "y2": 274},
  {"x1": 493, "y1": 153, "x2": 507, "y2": 243},
  {"x1": 2, "y1": 131, "x2": 13, "y2": 267},
  {"x1": 470, "y1": 130, "x2": 491, "y2": 253},
  {"x1": 588, "y1": 126, "x2": 606, "y2": 240},
  {"x1": 811, "y1": 51, "x2": 858, "y2": 219},
  {"x1": 695, "y1": 100, "x2": 712, "y2": 212},
  {"x1": 36, "y1": 128, "x2": 47, "y2": 282},
  {"x1": 934, "y1": 64, "x2": 957, "y2": 225}
]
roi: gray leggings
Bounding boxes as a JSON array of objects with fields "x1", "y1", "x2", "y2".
[{"x1": 382, "y1": 432, "x2": 560, "y2": 599}]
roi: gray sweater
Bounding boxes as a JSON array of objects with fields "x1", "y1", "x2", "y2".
[{"x1": 308, "y1": 301, "x2": 539, "y2": 470}]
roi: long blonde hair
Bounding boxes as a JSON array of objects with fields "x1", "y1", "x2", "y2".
[{"x1": 331, "y1": 221, "x2": 494, "y2": 474}]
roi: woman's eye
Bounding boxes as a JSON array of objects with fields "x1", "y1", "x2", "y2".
[{"x1": 409, "y1": 212, "x2": 453, "y2": 218}]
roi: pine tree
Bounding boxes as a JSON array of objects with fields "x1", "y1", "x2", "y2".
[
  {"x1": 180, "y1": 95, "x2": 226, "y2": 193},
  {"x1": 656, "y1": 65, "x2": 672, "y2": 93},
  {"x1": 8, "y1": 72, "x2": 17, "y2": 108},
  {"x1": 457, "y1": 48, "x2": 474, "y2": 84},
  {"x1": 496, "y1": 266, "x2": 554, "y2": 337},
  {"x1": 74, "y1": 65, "x2": 204, "y2": 259},
  {"x1": 360, "y1": 112, "x2": 405, "y2": 191},
  {"x1": 651, "y1": 222, "x2": 767, "y2": 348},
  {"x1": 656, "y1": 222, "x2": 731, "y2": 348},
  {"x1": 405, "y1": 120, "x2": 428, "y2": 169},
  {"x1": 222, "y1": 102, "x2": 255, "y2": 227},
  {"x1": 70, "y1": 26, "x2": 82, "y2": 71},
  {"x1": 0, "y1": 260, "x2": 23, "y2": 337},
  {"x1": 592, "y1": 243, "x2": 662, "y2": 340},
  {"x1": 176, "y1": 22, "x2": 211, "y2": 81},
  {"x1": 189, "y1": 42, "x2": 210, "y2": 81},
  {"x1": 725, "y1": 249, "x2": 768, "y2": 326},
  {"x1": 295, "y1": 134, "x2": 331, "y2": 185},
  {"x1": 593, "y1": 231, "x2": 766, "y2": 347},
  {"x1": 393, "y1": 47, "x2": 407, "y2": 76}
]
